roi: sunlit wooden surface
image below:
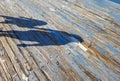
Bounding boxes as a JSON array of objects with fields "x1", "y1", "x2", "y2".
[{"x1": 0, "y1": 0, "x2": 120, "y2": 81}]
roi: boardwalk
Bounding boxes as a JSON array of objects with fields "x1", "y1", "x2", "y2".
[{"x1": 0, "y1": 0, "x2": 120, "y2": 81}]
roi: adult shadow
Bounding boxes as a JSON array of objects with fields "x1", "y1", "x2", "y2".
[
  {"x1": 0, "y1": 15, "x2": 47, "y2": 28},
  {"x1": 0, "y1": 28, "x2": 83, "y2": 47},
  {"x1": 0, "y1": 15, "x2": 83, "y2": 47}
]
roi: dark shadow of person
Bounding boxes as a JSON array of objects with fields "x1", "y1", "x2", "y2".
[
  {"x1": 0, "y1": 15, "x2": 47, "y2": 28},
  {"x1": 0, "y1": 28, "x2": 83, "y2": 47},
  {"x1": 0, "y1": 15, "x2": 83, "y2": 47}
]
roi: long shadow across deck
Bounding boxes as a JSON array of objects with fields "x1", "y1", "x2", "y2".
[
  {"x1": 0, "y1": 15, "x2": 83, "y2": 47},
  {"x1": 0, "y1": 15, "x2": 47, "y2": 28}
]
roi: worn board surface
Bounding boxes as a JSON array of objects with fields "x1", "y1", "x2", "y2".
[{"x1": 0, "y1": 0, "x2": 120, "y2": 81}]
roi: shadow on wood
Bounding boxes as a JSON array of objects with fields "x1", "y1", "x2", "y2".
[
  {"x1": 0, "y1": 16, "x2": 83, "y2": 47},
  {"x1": 0, "y1": 15, "x2": 47, "y2": 28}
]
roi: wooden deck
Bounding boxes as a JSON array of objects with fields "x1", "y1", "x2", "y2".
[{"x1": 0, "y1": 0, "x2": 120, "y2": 81}]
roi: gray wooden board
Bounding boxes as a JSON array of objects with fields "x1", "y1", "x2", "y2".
[{"x1": 0, "y1": 0, "x2": 120, "y2": 81}]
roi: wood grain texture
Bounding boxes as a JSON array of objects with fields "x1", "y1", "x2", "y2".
[{"x1": 0, "y1": 0, "x2": 120, "y2": 81}]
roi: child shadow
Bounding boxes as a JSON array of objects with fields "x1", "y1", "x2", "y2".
[{"x1": 0, "y1": 15, "x2": 47, "y2": 28}]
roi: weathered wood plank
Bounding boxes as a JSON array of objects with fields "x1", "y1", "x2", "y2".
[{"x1": 0, "y1": 0, "x2": 120, "y2": 81}]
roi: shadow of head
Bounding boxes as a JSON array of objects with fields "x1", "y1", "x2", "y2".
[
  {"x1": 0, "y1": 15, "x2": 47, "y2": 28},
  {"x1": 0, "y1": 28, "x2": 84, "y2": 47}
]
